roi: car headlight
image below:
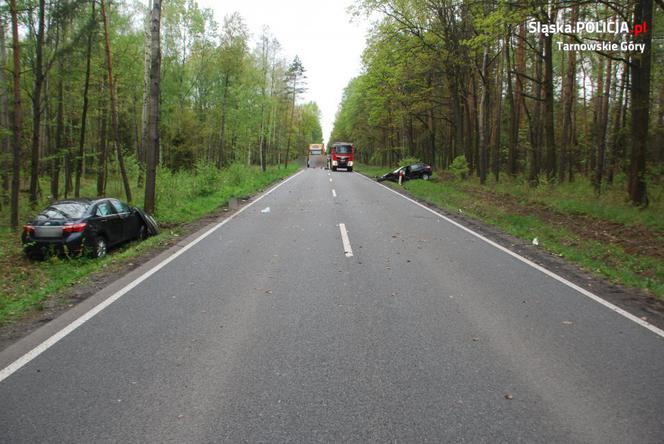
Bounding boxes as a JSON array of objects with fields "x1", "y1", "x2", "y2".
[
  {"x1": 332, "y1": 160, "x2": 338, "y2": 166},
  {"x1": 348, "y1": 161, "x2": 353, "y2": 166}
]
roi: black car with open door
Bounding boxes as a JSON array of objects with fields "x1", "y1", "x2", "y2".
[
  {"x1": 377, "y1": 162, "x2": 433, "y2": 182},
  {"x1": 22, "y1": 198, "x2": 158, "y2": 260}
]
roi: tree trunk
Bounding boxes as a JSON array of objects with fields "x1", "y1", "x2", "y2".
[
  {"x1": 97, "y1": 79, "x2": 108, "y2": 197},
  {"x1": 45, "y1": 76, "x2": 58, "y2": 201},
  {"x1": 492, "y1": 44, "x2": 504, "y2": 182},
  {"x1": 429, "y1": 107, "x2": 436, "y2": 169},
  {"x1": 75, "y1": 1, "x2": 95, "y2": 198},
  {"x1": 101, "y1": 0, "x2": 132, "y2": 202},
  {"x1": 9, "y1": 0, "x2": 21, "y2": 230},
  {"x1": 29, "y1": 0, "x2": 46, "y2": 207},
  {"x1": 0, "y1": 19, "x2": 9, "y2": 205},
  {"x1": 505, "y1": 30, "x2": 517, "y2": 177},
  {"x1": 217, "y1": 75, "x2": 229, "y2": 169},
  {"x1": 450, "y1": 74, "x2": 464, "y2": 164},
  {"x1": 285, "y1": 76, "x2": 296, "y2": 169},
  {"x1": 608, "y1": 64, "x2": 628, "y2": 184},
  {"x1": 258, "y1": 41, "x2": 268, "y2": 173},
  {"x1": 139, "y1": 0, "x2": 153, "y2": 188},
  {"x1": 528, "y1": 34, "x2": 544, "y2": 186},
  {"x1": 654, "y1": 73, "x2": 664, "y2": 165},
  {"x1": 511, "y1": 22, "x2": 526, "y2": 177},
  {"x1": 594, "y1": 56, "x2": 612, "y2": 194},
  {"x1": 628, "y1": 0, "x2": 652, "y2": 206},
  {"x1": 590, "y1": 58, "x2": 605, "y2": 175},
  {"x1": 57, "y1": 51, "x2": 68, "y2": 198},
  {"x1": 559, "y1": 5, "x2": 578, "y2": 183},
  {"x1": 144, "y1": 0, "x2": 161, "y2": 214},
  {"x1": 542, "y1": 29, "x2": 556, "y2": 180}
]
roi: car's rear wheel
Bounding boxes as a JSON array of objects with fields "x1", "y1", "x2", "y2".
[
  {"x1": 91, "y1": 236, "x2": 107, "y2": 258},
  {"x1": 24, "y1": 248, "x2": 45, "y2": 261},
  {"x1": 348, "y1": 167, "x2": 353, "y2": 172}
]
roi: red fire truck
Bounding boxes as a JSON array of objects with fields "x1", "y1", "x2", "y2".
[{"x1": 329, "y1": 142, "x2": 355, "y2": 172}]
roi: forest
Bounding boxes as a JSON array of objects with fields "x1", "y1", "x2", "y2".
[
  {"x1": 331, "y1": 0, "x2": 664, "y2": 206},
  {"x1": 0, "y1": 0, "x2": 323, "y2": 230}
]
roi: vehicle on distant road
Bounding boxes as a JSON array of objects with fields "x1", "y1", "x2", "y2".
[
  {"x1": 377, "y1": 162, "x2": 433, "y2": 182},
  {"x1": 330, "y1": 142, "x2": 354, "y2": 172},
  {"x1": 307, "y1": 144, "x2": 325, "y2": 168},
  {"x1": 22, "y1": 198, "x2": 158, "y2": 260}
]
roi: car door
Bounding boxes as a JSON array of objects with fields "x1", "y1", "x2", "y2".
[
  {"x1": 110, "y1": 199, "x2": 138, "y2": 242},
  {"x1": 93, "y1": 200, "x2": 123, "y2": 245},
  {"x1": 409, "y1": 163, "x2": 423, "y2": 179}
]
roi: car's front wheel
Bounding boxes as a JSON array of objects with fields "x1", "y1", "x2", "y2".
[
  {"x1": 422, "y1": 173, "x2": 430, "y2": 180},
  {"x1": 137, "y1": 223, "x2": 147, "y2": 241}
]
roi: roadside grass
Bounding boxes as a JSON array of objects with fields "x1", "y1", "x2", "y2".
[
  {"x1": 356, "y1": 163, "x2": 664, "y2": 298},
  {"x1": 489, "y1": 175, "x2": 664, "y2": 231},
  {"x1": 0, "y1": 163, "x2": 298, "y2": 325}
]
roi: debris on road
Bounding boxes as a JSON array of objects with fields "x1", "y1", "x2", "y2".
[
  {"x1": 261, "y1": 207, "x2": 271, "y2": 214},
  {"x1": 532, "y1": 237, "x2": 539, "y2": 246}
]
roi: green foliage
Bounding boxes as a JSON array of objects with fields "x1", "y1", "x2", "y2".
[
  {"x1": 338, "y1": 0, "x2": 664, "y2": 205},
  {"x1": 227, "y1": 163, "x2": 246, "y2": 187},
  {"x1": 450, "y1": 156, "x2": 470, "y2": 180},
  {"x1": 195, "y1": 161, "x2": 221, "y2": 197}
]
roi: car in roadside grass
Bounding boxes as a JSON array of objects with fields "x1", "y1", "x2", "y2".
[
  {"x1": 377, "y1": 162, "x2": 433, "y2": 182},
  {"x1": 22, "y1": 198, "x2": 158, "y2": 260}
]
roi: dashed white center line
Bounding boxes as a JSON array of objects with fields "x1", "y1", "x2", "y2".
[
  {"x1": 332, "y1": 189, "x2": 337, "y2": 197},
  {"x1": 329, "y1": 178, "x2": 333, "y2": 182},
  {"x1": 339, "y1": 223, "x2": 353, "y2": 258}
]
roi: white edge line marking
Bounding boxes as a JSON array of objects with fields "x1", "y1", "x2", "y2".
[
  {"x1": 356, "y1": 172, "x2": 664, "y2": 339},
  {"x1": 332, "y1": 189, "x2": 337, "y2": 197},
  {"x1": 339, "y1": 223, "x2": 353, "y2": 258},
  {"x1": 0, "y1": 169, "x2": 305, "y2": 383}
]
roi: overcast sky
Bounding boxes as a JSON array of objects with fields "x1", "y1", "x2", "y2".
[{"x1": 197, "y1": 0, "x2": 371, "y2": 143}]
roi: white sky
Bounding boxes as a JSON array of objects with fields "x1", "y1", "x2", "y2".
[{"x1": 197, "y1": 0, "x2": 371, "y2": 143}]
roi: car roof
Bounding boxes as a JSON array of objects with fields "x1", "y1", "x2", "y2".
[
  {"x1": 52, "y1": 198, "x2": 123, "y2": 206},
  {"x1": 51, "y1": 199, "x2": 93, "y2": 205}
]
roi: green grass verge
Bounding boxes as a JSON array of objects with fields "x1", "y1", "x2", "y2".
[
  {"x1": 0, "y1": 163, "x2": 298, "y2": 325},
  {"x1": 356, "y1": 163, "x2": 664, "y2": 298}
]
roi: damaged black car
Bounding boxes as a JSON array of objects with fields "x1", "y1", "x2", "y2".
[
  {"x1": 377, "y1": 163, "x2": 433, "y2": 182},
  {"x1": 22, "y1": 198, "x2": 158, "y2": 260}
]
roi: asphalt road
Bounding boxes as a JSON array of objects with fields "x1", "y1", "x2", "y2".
[{"x1": 1, "y1": 168, "x2": 663, "y2": 443}]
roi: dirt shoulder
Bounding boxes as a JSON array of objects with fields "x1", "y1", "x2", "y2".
[{"x1": 467, "y1": 186, "x2": 664, "y2": 263}]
